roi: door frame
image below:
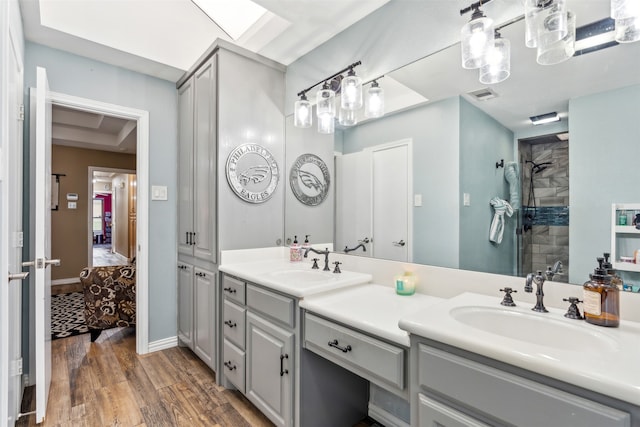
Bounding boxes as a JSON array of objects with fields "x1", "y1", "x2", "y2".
[
  {"x1": 50, "y1": 91, "x2": 150, "y2": 354},
  {"x1": 87, "y1": 167, "x2": 136, "y2": 267}
]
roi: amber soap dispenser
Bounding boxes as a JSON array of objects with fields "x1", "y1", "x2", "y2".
[{"x1": 583, "y1": 257, "x2": 620, "y2": 327}]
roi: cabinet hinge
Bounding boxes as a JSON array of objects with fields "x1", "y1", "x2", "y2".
[{"x1": 18, "y1": 104, "x2": 24, "y2": 121}]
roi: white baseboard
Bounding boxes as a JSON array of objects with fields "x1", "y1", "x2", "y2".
[
  {"x1": 148, "y1": 336, "x2": 178, "y2": 353},
  {"x1": 51, "y1": 277, "x2": 81, "y2": 286}
]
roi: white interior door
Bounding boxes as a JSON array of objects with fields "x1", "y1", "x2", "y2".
[
  {"x1": 335, "y1": 152, "x2": 372, "y2": 255},
  {"x1": 371, "y1": 142, "x2": 412, "y2": 262},
  {"x1": 27, "y1": 66, "x2": 57, "y2": 424}
]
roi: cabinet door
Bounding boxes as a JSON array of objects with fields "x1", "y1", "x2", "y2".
[
  {"x1": 177, "y1": 263, "x2": 193, "y2": 347},
  {"x1": 193, "y1": 56, "x2": 217, "y2": 263},
  {"x1": 193, "y1": 267, "x2": 216, "y2": 369},
  {"x1": 246, "y1": 312, "x2": 293, "y2": 427},
  {"x1": 177, "y1": 77, "x2": 194, "y2": 256}
]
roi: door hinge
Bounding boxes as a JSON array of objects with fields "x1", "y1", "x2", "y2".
[
  {"x1": 18, "y1": 104, "x2": 24, "y2": 121},
  {"x1": 10, "y1": 358, "x2": 23, "y2": 376}
]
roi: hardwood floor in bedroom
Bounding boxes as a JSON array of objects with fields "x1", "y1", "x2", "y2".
[{"x1": 16, "y1": 327, "x2": 274, "y2": 427}]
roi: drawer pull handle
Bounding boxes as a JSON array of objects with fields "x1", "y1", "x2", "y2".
[
  {"x1": 224, "y1": 320, "x2": 237, "y2": 328},
  {"x1": 280, "y1": 354, "x2": 289, "y2": 376},
  {"x1": 328, "y1": 339, "x2": 352, "y2": 353},
  {"x1": 224, "y1": 361, "x2": 236, "y2": 371},
  {"x1": 223, "y1": 287, "x2": 237, "y2": 294}
]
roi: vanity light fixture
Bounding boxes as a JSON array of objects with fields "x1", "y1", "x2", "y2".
[
  {"x1": 316, "y1": 81, "x2": 336, "y2": 118},
  {"x1": 479, "y1": 30, "x2": 510, "y2": 84},
  {"x1": 460, "y1": 2, "x2": 495, "y2": 69},
  {"x1": 294, "y1": 93, "x2": 312, "y2": 128},
  {"x1": 341, "y1": 67, "x2": 363, "y2": 111},
  {"x1": 365, "y1": 80, "x2": 385, "y2": 118},
  {"x1": 318, "y1": 112, "x2": 335, "y2": 134},
  {"x1": 530, "y1": 112, "x2": 560, "y2": 125},
  {"x1": 536, "y1": 10, "x2": 576, "y2": 65}
]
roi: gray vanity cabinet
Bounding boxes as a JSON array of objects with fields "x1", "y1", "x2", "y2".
[
  {"x1": 177, "y1": 262, "x2": 217, "y2": 370},
  {"x1": 177, "y1": 54, "x2": 217, "y2": 264},
  {"x1": 246, "y1": 311, "x2": 294, "y2": 427},
  {"x1": 411, "y1": 340, "x2": 633, "y2": 427}
]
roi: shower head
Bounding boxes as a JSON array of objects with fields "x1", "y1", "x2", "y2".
[{"x1": 527, "y1": 160, "x2": 552, "y2": 174}]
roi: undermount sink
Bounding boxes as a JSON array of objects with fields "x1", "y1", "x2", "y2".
[
  {"x1": 265, "y1": 269, "x2": 337, "y2": 284},
  {"x1": 450, "y1": 306, "x2": 619, "y2": 351}
]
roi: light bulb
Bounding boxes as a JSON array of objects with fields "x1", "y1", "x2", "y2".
[
  {"x1": 294, "y1": 94, "x2": 312, "y2": 128},
  {"x1": 365, "y1": 81, "x2": 384, "y2": 118},
  {"x1": 341, "y1": 70, "x2": 363, "y2": 111}
]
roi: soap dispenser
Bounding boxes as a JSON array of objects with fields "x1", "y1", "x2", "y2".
[
  {"x1": 290, "y1": 236, "x2": 302, "y2": 262},
  {"x1": 302, "y1": 235, "x2": 311, "y2": 254},
  {"x1": 583, "y1": 257, "x2": 620, "y2": 327},
  {"x1": 602, "y1": 252, "x2": 623, "y2": 290}
]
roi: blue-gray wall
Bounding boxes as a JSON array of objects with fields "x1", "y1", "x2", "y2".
[
  {"x1": 24, "y1": 42, "x2": 178, "y2": 344},
  {"x1": 459, "y1": 98, "x2": 515, "y2": 275},
  {"x1": 569, "y1": 84, "x2": 640, "y2": 283},
  {"x1": 341, "y1": 97, "x2": 460, "y2": 268}
]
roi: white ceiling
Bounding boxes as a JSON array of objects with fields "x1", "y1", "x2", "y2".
[{"x1": 20, "y1": 0, "x2": 391, "y2": 81}]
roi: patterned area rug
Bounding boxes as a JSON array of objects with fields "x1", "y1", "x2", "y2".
[{"x1": 51, "y1": 292, "x2": 89, "y2": 340}]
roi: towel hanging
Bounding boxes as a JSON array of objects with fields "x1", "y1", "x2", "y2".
[
  {"x1": 504, "y1": 161, "x2": 520, "y2": 210},
  {"x1": 490, "y1": 197, "x2": 513, "y2": 244}
]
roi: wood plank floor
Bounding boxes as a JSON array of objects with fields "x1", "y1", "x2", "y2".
[
  {"x1": 17, "y1": 327, "x2": 381, "y2": 427},
  {"x1": 16, "y1": 327, "x2": 275, "y2": 427}
]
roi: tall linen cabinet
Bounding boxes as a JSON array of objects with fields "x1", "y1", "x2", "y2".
[{"x1": 176, "y1": 41, "x2": 286, "y2": 373}]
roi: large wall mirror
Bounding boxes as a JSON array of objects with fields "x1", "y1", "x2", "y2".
[{"x1": 285, "y1": 1, "x2": 640, "y2": 287}]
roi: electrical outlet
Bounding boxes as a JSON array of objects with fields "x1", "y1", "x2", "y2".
[{"x1": 463, "y1": 193, "x2": 471, "y2": 206}]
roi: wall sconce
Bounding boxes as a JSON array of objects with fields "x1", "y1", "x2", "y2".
[
  {"x1": 479, "y1": 30, "x2": 510, "y2": 84},
  {"x1": 460, "y1": 4, "x2": 495, "y2": 69},
  {"x1": 294, "y1": 93, "x2": 312, "y2": 128},
  {"x1": 365, "y1": 80, "x2": 385, "y2": 118},
  {"x1": 316, "y1": 81, "x2": 336, "y2": 118},
  {"x1": 341, "y1": 67, "x2": 363, "y2": 111}
]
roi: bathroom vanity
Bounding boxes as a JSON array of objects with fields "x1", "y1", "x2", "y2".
[{"x1": 217, "y1": 248, "x2": 640, "y2": 427}]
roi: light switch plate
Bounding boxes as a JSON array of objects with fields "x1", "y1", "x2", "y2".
[
  {"x1": 152, "y1": 185, "x2": 168, "y2": 201},
  {"x1": 463, "y1": 193, "x2": 471, "y2": 206},
  {"x1": 68, "y1": 202, "x2": 77, "y2": 209},
  {"x1": 414, "y1": 194, "x2": 422, "y2": 207}
]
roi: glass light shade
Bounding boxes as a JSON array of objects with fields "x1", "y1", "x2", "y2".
[
  {"x1": 536, "y1": 10, "x2": 575, "y2": 65},
  {"x1": 365, "y1": 83, "x2": 385, "y2": 118},
  {"x1": 615, "y1": 16, "x2": 640, "y2": 43},
  {"x1": 293, "y1": 96, "x2": 312, "y2": 128},
  {"x1": 524, "y1": 0, "x2": 567, "y2": 48},
  {"x1": 611, "y1": 0, "x2": 640, "y2": 19},
  {"x1": 461, "y1": 12, "x2": 494, "y2": 69},
  {"x1": 479, "y1": 37, "x2": 510, "y2": 84},
  {"x1": 316, "y1": 87, "x2": 336, "y2": 117},
  {"x1": 317, "y1": 113, "x2": 335, "y2": 134},
  {"x1": 338, "y1": 107, "x2": 358, "y2": 126},
  {"x1": 341, "y1": 73, "x2": 363, "y2": 110}
]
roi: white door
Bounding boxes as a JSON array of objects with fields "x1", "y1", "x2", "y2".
[
  {"x1": 26, "y1": 67, "x2": 58, "y2": 424},
  {"x1": 335, "y1": 152, "x2": 372, "y2": 255},
  {"x1": 1, "y1": 7, "x2": 25, "y2": 425},
  {"x1": 371, "y1": 142, "x2": 412, "y2": 262}
]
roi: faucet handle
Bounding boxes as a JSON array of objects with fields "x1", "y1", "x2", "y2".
[
  {"x1": 563, "y1": 297, "x2": 584, "y2": 320},
  {"x1": 499, "y1": 287, "x2": 517, "y2": 307},
  {"x1": 332, "y1": 261, "x2": 342, "y2": 274},
  {"x1": 311, "y1": 258, "x2": 319, "y2": 270}
]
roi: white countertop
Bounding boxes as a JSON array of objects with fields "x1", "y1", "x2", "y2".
[
  {"x1": 399, "y1": 292, "x2": 640, "y2": 406},
  {"x1": 301, "y1": 284, "x2": 444, "y2": 346},
  {"x1": 219, "y1": 259, "x2": 372, "y2": 298}
]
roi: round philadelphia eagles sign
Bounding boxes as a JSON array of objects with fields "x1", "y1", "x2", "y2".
[
  {"x1": 226, "y1": 144, "x2": 279, "y2": 204},
  {"x1": 289, "y1": 154, "x2": 330, "y2": 206}
]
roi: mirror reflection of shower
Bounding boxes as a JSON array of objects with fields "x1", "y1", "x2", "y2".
[{"x1": 517, "y1": 132, "x2": 569, "y2": 282}]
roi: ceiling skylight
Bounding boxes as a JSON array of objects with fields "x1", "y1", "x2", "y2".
[{"x1": 191, "y1": 0, "x2": 267, "y2": 40}]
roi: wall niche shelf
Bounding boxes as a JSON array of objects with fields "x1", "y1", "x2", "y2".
[{"x1": 611, "y1": 203, "x2": 640, "y2": 273}]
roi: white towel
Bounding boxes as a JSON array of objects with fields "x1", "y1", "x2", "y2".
[
  {"x1": 490, "y1": 197, "x2": 513, "y2": 244},
  {"x1": 504, "y1": 162, "x2": 520, "y2": 210}
]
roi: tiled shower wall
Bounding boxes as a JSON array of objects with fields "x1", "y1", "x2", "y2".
[{"x1": 519, "y1": 139, "x2": 569, "y2": 283}]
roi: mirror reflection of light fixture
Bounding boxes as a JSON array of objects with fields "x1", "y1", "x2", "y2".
[
  {"x1": 536, "y1": 10, "x2": 576, "y2": 65},
  {"x1": 341, "y1": 68, "x2": 363, "y2": 111},
  {"x1": 524, "y1": 0, "x2": 568, "y2": 48},
  {"x1": 530, "y1": 111, "x2": 560, "y2": 125},
  {"x1": 294, "y1": 93, "x2": 312, "y2": 128},
  {"x1": 460, "y1": 7, "x2": 495, "y2": 69},
  {"x1": 479, "y1": 30, "x2": 510, "y2": 84},
  {"x1": 612, "y1": 0, "x2": 640, "y2": 44},
  {"x1": 365, "y1": 80, "x2": 385, "y2": 118},
  {"x1": 317, "y1": 113, "x2": 335, "y2": 134},
  {"x1": 338, "y1": 106, "x2": 358, "y2": 127}
]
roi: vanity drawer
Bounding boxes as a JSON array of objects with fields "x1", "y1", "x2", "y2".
[
  {"x1": 418, "y1": 393, "x2": 490, "y2": 427},
  {"x1": 223, "y1": 300, "x2": 246, "y2": 349},
  {"x1": 246, "y1": 284, "x2": 294, "y2": 328},
  {"x1": 418, "y1": 344, "x2": 630, "y2": 427},
  {"x1": 223, "y1": 339, "x2": 245, "y2": 394},
  {"x1": 304, "y1": 313, "x2": 404, "y2": 390},
  {"x1": 222, "y1": 275, "x2": 246, "y2": 305}
]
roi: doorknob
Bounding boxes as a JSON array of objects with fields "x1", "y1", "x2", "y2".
[
  {"x1": 45, "y1": 259, "x2": 61, "y2": 267},
  {"x1": 8, "y1": 272, "x2": 29, "y2": 281},
  {"x1": 22, "y1": 258, "x2": 61, "y2": 269},
  {"x1": 392, "y1": 240, "x2": 406, "y2": 247}
]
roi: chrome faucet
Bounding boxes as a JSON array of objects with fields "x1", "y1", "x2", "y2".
[
  {"x1": 525, "y1": 270, "x2": 548, "y2": 312},
  {"x1": 304, "y1": 247, "x2": 331, "y2": 271},
  {"x1": 344, "y1": 237, "x2": 369, "y2": 254},
  {"x1": 544, "y1": 260, "x2": 563, "y2": 281}
]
